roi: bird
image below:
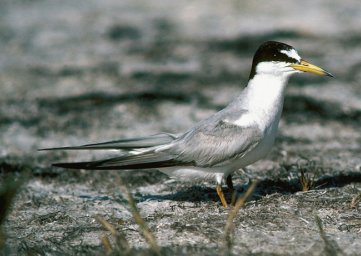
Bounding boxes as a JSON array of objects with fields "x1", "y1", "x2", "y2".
[{"x1": 42, "y1": 41, "x2": 333, "y2": 207}]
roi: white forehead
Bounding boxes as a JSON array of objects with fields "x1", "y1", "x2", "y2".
[{"x1": 280, "y1": 49, "x2": 301, "y2": 62}]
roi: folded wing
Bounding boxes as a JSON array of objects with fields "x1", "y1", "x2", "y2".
[
  {"x1": 50, "y1": 110, "x2": 263, "y2": 170},
  {"x1": 170, "y1": 119, "x2": 263, "y2": 167}
]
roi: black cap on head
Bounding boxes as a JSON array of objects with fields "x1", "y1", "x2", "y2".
[{"x1": 249, "y1": 41, "x2": 299, "y2": 79}]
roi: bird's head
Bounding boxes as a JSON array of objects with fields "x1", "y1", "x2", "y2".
[{"x1": 249, "y1": 41, "x2": 333, "y2": 80}]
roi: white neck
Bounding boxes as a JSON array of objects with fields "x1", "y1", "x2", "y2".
[{"x1": 241, "y1": 73, "x2": 290, "y2": 128}]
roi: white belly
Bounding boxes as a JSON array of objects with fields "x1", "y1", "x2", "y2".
[{"x1": 160, "y1": 166, "x2": 233, "y2": 184}]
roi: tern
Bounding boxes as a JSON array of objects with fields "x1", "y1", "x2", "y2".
[{"x1": 43, "y1": 41, "x2": 333, "y2": 207}]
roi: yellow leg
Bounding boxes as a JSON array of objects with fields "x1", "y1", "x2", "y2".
[
  {"x1": 226, "y1": 175, "x2": 237, "y2": 206},
  {"x1": 216, "y1": 184, "x2": 228, "y2": 208}
]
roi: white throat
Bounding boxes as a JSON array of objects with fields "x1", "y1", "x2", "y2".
[{"x1": 242, "y1": 72, "x2": 290, "y2": 129}]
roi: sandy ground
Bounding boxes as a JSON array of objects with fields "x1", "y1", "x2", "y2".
[{"x1": 1, "y1": 0, "x2": 361, "y2": 255}]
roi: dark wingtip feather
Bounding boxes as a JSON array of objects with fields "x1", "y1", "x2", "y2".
[
  {"x1": 38, "y1": 146, "x2": 82, "y2": 151},
  {"x1": 39, "y1": 133, "x2": 178, "y2": 152}
]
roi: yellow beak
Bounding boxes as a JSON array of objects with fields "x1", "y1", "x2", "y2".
[{"x1": 290, "y1": 60, "x2": 333, "y2": 77}]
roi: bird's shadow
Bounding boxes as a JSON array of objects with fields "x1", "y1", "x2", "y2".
[{"x1": 136, "y1": 171, "x2": 361, "y2": 204}]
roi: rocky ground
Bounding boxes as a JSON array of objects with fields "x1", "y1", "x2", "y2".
[{"x1": 0, "y1": 0, "x2": 361, "y2": 255}]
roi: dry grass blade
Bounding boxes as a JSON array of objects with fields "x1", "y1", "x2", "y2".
[
  {"x1": 350, "y1": 192, "x2": 361, "y2": 208},
  {"x1": 299, "y1": 169, "x2": 313, "y2": 192},
  {"x1": 96, "y1": 215, "x2": 118, "y2": 237},
  {"x1": 223, "y1": 181, "x2": 258, "y2": 255},
  {"x1": 315, "y1": 215, "x2": 344, "y2": 256},
  {"x1": 116, "y1": 176, "x2": 161, "y2": 256},
  {"x1": 95, "y1": 215, "x2": 131, "y2": 253},
  {"x1": 100, "y1": 235, "x2": 113, "y2": 255}
]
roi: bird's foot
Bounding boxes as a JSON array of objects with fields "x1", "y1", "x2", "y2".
[{"x1": 216, "y1": 184, "x2": 228, "y2": 208}]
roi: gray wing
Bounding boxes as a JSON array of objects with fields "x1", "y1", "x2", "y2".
[
  {"x1": 168, "y1": 111, "x2": 263, "y2": 167},
  {"x1": 40, "y1": 133, "x2": 178, "y2": 151}
]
